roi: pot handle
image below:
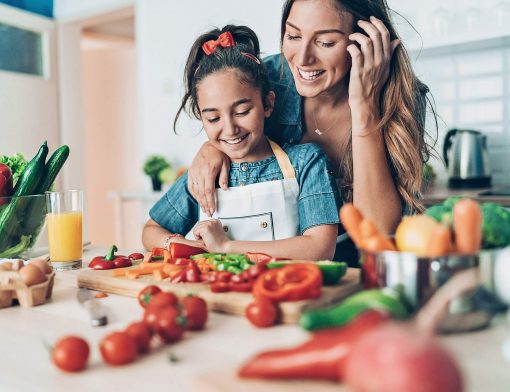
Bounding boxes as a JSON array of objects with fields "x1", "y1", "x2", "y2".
[{"x1": 442, "y1": 128, "x2": 458, "y2": 168}]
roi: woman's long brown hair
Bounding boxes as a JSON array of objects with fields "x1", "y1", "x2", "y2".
[{"x1": 281, "y1": 0, "x2": 437, "y2": 213}]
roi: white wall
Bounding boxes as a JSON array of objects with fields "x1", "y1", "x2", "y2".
[{"x1": 135, "y1": 0, "x2": 284, "y2": 182}]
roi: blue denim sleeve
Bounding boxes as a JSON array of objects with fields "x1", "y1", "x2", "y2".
[
  {"x1": 289, "y1": 143, "x2": 341, "y2": 234},
  {"x1": 148, "y1": 172, "x2": 199, "y2": 235}
]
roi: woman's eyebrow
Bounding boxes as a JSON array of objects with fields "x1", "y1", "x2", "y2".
[{"x1": 286, "y1": 21, "x2": 346, "y2": 36}]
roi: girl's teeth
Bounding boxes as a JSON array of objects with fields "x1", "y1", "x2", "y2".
[
  {"x1": 224, "y1": 136, "x2": 246, "y2": 144},
  {"x1": 298, "y1": 69, "x2": 324, "y2": 80}
]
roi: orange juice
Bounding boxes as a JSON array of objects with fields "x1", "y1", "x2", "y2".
[{"x1": 46, "y1": 212, "x2": 83, "y2": 262}]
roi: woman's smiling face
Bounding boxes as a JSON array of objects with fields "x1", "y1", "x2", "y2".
[
  {"x1": 282, "y1": 0, "x2": 354, "y2": 98},
  {"x1": 197, "y1": 70, "x2": 274, "y2": 163}
]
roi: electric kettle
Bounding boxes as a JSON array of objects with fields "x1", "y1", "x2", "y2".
[{"x1": 443, "y1": 128, "x2": 491, "y2": 189}]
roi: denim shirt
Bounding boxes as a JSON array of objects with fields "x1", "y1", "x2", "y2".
[
  {"x1": 150, "y1": 142, "x2": 341, "y2": 237},
  {"x1": 262, "y1": 54, "x2": 420, "y2": 216}
]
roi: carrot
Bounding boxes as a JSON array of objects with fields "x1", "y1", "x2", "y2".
[
  {"x1": 153, "y1": 269, "x2": 169, "y2": 280},
  {"x1": 112, "y1": 269, "x2": 127, "y2": 277},
  {"x1": 339, "y1": 204, "x2": 364, "y2": 247},
  {"x1": 358, "y1": 219, "x2": 395, "y2": 252},
  {"x1": 139, "y1": 262, "x2": 166, "y2": 272},
  {"x1": 95, "y1": 292, "x2": 108, "y2": 298},
  {"x1": 126, "y1": 270, "x2": 141, "y2": 279},
  {"x1": 162, "y1": 264, "x2": 183, "y2": 275},
  {"x1": 425, "y1": 224, "x2": 452, "y2": 257},
  {"x1": 453, "y1": 199, "x2": 483, "y2": 254},
  {"x1": 359, "y1": 219, "x2": 378, "y2": 240}
]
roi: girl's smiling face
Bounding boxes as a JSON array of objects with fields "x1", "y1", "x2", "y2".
[
  {"x1": 197, "y1": 70, "x2": 275, "y2": 163},
  {"x1": 282, "y1": 0, "x2": 353, "y2": 99}
]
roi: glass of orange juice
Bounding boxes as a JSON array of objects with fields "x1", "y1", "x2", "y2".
[{"x1": 46, "y1": 190, "x2": 83, "y2": 271}]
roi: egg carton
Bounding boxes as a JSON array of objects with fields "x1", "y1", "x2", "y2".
[{"x1": 0, "y1": 270, "x2": 55, "y2": 308}]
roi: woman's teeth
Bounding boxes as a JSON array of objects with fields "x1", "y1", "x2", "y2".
[
  {"x1": 298, "y1": 68, "x2": 324, "y2": 80},
  {"x1": 222, "y1": 134, "x2": 248, "y2": 145}
]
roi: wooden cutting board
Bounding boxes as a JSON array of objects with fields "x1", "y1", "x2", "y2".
[{"x1": 77, "y1": 267, "x2": 361, "y2": 323}]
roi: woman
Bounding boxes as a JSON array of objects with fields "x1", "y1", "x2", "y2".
[{"x1": 186, "y1": 0, "x2": 435, "y2": 264}]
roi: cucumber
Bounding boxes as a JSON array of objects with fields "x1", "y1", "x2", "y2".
[
  {"x1": 21, "y1": 145, "x2": 71, "y2": 244},
  {"x1": 0, "y1": 142, "x2": 48, "y2": 253},
  {"x1": 267, "y1": 260, "x2": 348, "y2": 285}
]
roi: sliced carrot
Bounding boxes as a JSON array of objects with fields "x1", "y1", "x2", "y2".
[
  {"x1": 339, "y1": 203, "x2": 364, "y2": 246},
  {"x1": 163, "y1": 249, "x2": 172, "y2": 263},
  {"x1": 126, "y1": 270, "x2": 141, "y2": 279},
  {"x1": 139, "y1": 262, "x2": 166, "y2": 272},
  {"x1": 163, "y1": 264, "x2": 183, "y2": 275},
  {"x1": 359, "y1": 219, "x2": 379, "y2": 240},
  {"x1": 453, "y1": 199, "x2": 482, "y2": 254},
  {"x1": 426, "y1": 224, "x2": 452, "y2": 257},
  {"x1": 112, "y1": 269, "x2": 127, "y2": 277},
  {"x1": 95, "y1": 292, "x2": 108, "y2": 298},
  {"x1": 153, "y1": 269, "x2": 169, "y2": 280}
]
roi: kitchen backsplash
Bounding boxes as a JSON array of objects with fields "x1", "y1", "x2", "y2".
[{"x1": 412, "y1": 43, "x2": 510, "y2": 187}]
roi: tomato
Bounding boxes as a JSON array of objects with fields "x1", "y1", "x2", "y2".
[
  {"x1": 156, "y1": 306, "x2": 186, "y2": 343},
  {"x1": 182, "y1": 295, "x2": 208, "y2": 331},
  {"x1": 143, "y1": 306, "x2": 162, "y2": 333},
  {"x1": 148, "y1": 291, "x2": 180, "y2": 309},
  {"x1": 137, "y1": 285, "x2": 162, "y2": 308},
  {"x1": 128, "y1": 252, "x2": 144, "y2": 260},
  {"x1": 52, "y1": 336, "x2": 90, "y2": 372},
  {"x1": 245, "y1": 299, "x2": 278, "y2": 328},
  {"x1": 125, "y1": 322, "x2": 152, "y2": 354},
  {"x1": 100, "y1": 332, "x2": 138, "y2": 366}
]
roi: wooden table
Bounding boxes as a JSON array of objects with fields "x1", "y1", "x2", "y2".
[{"x1": 1, "y1": 247, "x2": 509, "y2": 391}]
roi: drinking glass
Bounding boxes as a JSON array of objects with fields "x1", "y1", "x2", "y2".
[{"x1": 45, "y1": 190, "x2": 83, "y2": 270}]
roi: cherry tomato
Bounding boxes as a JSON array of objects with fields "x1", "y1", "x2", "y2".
[
  {"x1": 52, "y1": 336, "x2": 90, "y2": 372},
  {"x1": 125, "y1": 322, "x2": 152, "y2": 354},
  {"x1": 156, "y1": 306, "x2": 186, "y2": 343},
  {"x1": 182, "y1": 295, "x2": 208, "y2": 331},
  {"x1": 245, "y1": 299, "x2": 278, "y2": 328},
  {"x1": 137, "y1": 285, "x2": 162, "y2": 308},
  {"x1": 148, "y1": 291, "x2": 180, "y2": 309},
  {"x1": 143, "y1": 306, "x2": 162, "y2": 333},
  {"x1": 100, "y1": 332, "x2": 138, "y2": 366},
  {"x1": 128, "y1": 252, "x2": 144, "y2": 260}
]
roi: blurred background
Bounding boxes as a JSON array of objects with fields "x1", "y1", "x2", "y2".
[{"x1": 2, "y1": 0, "x2": 510, "y2": 249}]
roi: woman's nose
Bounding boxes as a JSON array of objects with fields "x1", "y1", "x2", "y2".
[
  {"x1": 222, "y1": 116, "x2": 238, "y2": 135},
  {"x1": 297, "y1": 40, "x2": 314, "y2": 65}
]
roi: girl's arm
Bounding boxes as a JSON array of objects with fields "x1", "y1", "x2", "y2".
[
  {"x1": 347, "y1": 17, "x2": 402, "y2": 234},
  {"x1": 187, "y1": 141, "x2": 231, "y2": 216},
  {"x1": 193, "y1": 219, "x2": 338, "y2": 260},
  {"x1": 142, "y1": 219, "x2": 205, "y2": 251}
]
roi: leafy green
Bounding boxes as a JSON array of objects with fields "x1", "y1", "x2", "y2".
[
  {"x1": 0, "y1": 153, "x2": 28, "y2": 187},
  {"x1": 143, "y1": 155, "x2": 170, "y2": 178}
]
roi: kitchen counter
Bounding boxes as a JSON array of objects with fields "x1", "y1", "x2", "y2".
[
  {"x1": 1, "y1": 247, "x2": 509, "y2": 391},
  {"x1": 423, "y1": 182, "x2": 510, "y2": 207}
]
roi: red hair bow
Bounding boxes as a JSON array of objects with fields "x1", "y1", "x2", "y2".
[{"x1": 202, "y1": 31, "x2": 235, "y2": 55}]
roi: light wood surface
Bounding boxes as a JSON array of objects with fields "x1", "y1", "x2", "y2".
[{"x1": 77, "y1": 266, "x2": 362, "y2": 323}]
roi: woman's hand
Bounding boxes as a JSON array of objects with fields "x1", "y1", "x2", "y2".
[
  {"x1": 188, "y1": 142, "x2": 231, "y2": 216},
  {"x1": 346, "y1": 16, "x2": 400, "y2": 120},
  {"x1": 193, "y1": 219, "x2": 230, "y2": 253}
]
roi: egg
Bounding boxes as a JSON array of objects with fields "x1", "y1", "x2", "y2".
[
  {"x1": 18, "y1": 264, "x2": 47, "y2": 286},
  {"x1": 29, "y1": 259, "x2": 53, "y2": 275},
  {"x1": 0, "y1": 262, "x2": 13, "y2": 271}
]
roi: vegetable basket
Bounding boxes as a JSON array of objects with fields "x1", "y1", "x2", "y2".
[{"x1": 0, "y1": 194, "x2": 48, "y2": 259}]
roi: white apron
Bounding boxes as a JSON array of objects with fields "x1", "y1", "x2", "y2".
[{"x1": 188, "y1": 140, "x2": 300, "y2": 241}]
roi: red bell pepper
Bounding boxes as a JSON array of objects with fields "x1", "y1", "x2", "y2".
[
  {"x1": 185, "y1": 261, "x2": 201, "y2": 283},
  {"x1": 168, "y1": 242, "x2": 205, "y2": 262},
  {"x1": 0, "y1": 163, "x2": 13, "y2": 206},
  {"x1": 252, "y1": 263, "x2": 322, "y2": 302},
  {"x1": 245, "y1": 252, "x2": 274, "y2": 264},
  {"x1": 89, "y1": 245, "x2": 133, "y2": 270},
  {"x1": 238, "y1": 310, "x2": 390, "y2": 381}
]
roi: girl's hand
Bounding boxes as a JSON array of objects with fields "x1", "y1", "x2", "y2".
[
  {"x1": 193, "y1": 219, "x2": 231, "y2": 253},
  {"x1": 188, "y1": 142, "x2": 231, "y2": 217},
  {"x1": 346, "y1": 16, "x2": 400, "y2": 117}
]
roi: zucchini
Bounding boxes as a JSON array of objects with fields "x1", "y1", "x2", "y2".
[
  {"x1": 0, "y1": 142, "x2": 48, "y2": 253},
  {"x1": 21, "y1": 145, "x2": 71, "y2": 244}
]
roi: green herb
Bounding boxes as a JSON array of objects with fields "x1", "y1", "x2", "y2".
[{"x1": 0, "y1": 153, "x2": 28, "y2": 187}]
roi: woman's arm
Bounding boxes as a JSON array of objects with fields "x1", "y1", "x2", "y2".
[
  {"x1": 347, "y1": 17, "x2": 402, "y2": 234},
  {"x1": 193, "y1": 219, "x2": 338, "y2": 260},
  {"x1": 187, "y1": 141, "x2": 231, "y2": 216},
  {"x1": 142, "y1": 219, "x2": 205, "y2": 251}
]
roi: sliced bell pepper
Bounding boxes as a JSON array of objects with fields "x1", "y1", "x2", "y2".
[
  {"x1": 238, "y1": 310, "x2": 390, "y2": 381},
  {"x1": 244, "y1": 252, "x2": 274, "y2": 264},
  {"x1": 252, "y1": 263, "x2": 322, "y2": 302},
  {"x1": 168, "y1": 242, "x2": 205, "y2": 261},
  {"x1": 89, "y1": 245, "x2": 132, "y2": 270}
]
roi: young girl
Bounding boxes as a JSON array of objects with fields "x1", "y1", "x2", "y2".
[{"x1": 142, "y1": 25, "x2": 340, "y2": 260}]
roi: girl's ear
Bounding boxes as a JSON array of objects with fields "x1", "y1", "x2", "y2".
[{"x1": 264, "y1": 91, "x2": 276, "y2": 118}]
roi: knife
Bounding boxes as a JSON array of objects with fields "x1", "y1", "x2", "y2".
[{"x1": 76, "y1": 288, "x2": 108, "y2": 327}]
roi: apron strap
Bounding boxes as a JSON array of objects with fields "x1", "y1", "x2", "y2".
[{"x1": 268, "y1": 139, "x2": 296, "y2": 180}]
